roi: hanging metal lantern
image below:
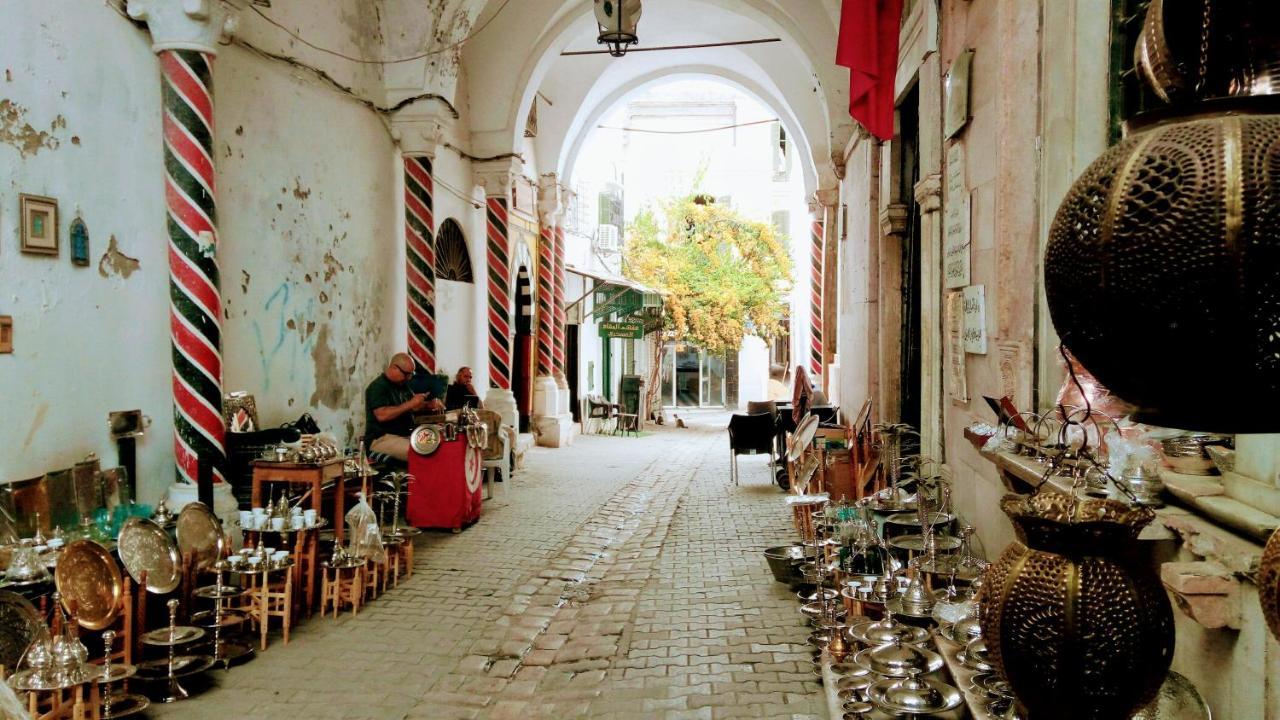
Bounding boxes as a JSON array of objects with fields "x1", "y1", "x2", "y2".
[
  {"x1": 1044, "y1": 0, "x2": 1280, "y2": 432},
  {"x1": 594, "y1": 0, "x2": 641, "y2": 57}
]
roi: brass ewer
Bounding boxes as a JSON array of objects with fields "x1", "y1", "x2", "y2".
[{"x1": 979, "y1": 493, "x2": 1174, "y2": 720}]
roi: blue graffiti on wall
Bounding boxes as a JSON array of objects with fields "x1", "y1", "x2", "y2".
[{"x1": 251, "y1": 282, "x2": 317, "y2": 391}]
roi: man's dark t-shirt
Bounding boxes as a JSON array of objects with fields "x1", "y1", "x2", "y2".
[{"x1": 365, "y1": 375, "x2": 413, "y2": 445}]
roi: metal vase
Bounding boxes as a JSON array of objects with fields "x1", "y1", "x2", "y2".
[{"x1": 979, "y1": 493, "x2": 1174, "y2": 720}]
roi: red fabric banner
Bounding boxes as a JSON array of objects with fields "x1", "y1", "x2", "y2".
[{"x1": 836, "y1": 0, "x2": 904, "y2": 141}]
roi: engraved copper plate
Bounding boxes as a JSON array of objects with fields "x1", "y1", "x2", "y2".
[
  {"x1": 54, "y1": 539, "x2": 122, "y2": 630},
  {"x1": 117, "y1": 517, "x2": 181, "y2": 594},
  {"x1": 0, "y1": 590, "x2": 43, "y2": 671},
  {"x1": 175, "y1": 502, "x2": 225, "y2": 572}
]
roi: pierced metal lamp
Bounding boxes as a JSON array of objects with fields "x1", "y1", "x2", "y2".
[{"x1": 595, "y1": 0, "x2": 641, "y2": 57}]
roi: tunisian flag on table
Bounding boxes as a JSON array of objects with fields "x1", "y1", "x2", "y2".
[{"x1": 835, "y1": 0, "x2": 905, "y2": 142}]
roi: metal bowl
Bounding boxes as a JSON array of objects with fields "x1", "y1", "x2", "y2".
[{"x1": 853, "y1": 641, "x2": 943, "y2": 678}]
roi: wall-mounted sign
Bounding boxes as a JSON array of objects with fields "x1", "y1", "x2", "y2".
[
  {"x1": 963, "y1": 284, "x2": 988, "y2": 355},
  {"x1": 944, "y1": 49, "x2": 974, "y2": 139},
  {"x1": 945, "y1": 291, "x2": 968, "y2": 403},
  {"x1": 944, "y1": 142, "x2": 971, "y2": 289},
  {"x1": 598, "y1": 320, "x2": 643, "y2": 339}
]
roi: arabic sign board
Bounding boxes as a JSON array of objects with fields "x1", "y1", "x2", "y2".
[{"x1": 598, "y1": 320, "x2": 644, "y2": 339}]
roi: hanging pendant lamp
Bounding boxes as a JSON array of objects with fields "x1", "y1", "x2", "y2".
[{"x1": 595, "y1": 0, "x2": 641, "y2": 57}]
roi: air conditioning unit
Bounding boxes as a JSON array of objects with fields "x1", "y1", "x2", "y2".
[{"x1": 596, "y1": 224, "x2": 620, "y2": 253}]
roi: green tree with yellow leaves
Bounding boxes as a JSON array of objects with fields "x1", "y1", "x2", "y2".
[{"x1": 624, "y1": 195, "x2": 793, "y2": 354}]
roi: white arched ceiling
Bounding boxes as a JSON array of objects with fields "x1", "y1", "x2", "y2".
[
  {"x1": 460, "y1": 0, "x2": 851, "y2": 189},
  {"x1": 550, "y1": 67, "x2": 820, "y2": 197}
]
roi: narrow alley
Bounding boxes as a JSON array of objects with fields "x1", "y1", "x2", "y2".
[{"x1": 153, "y1": 413, "x2": 822, "y2": 720}]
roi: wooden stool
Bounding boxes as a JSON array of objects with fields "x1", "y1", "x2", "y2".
[
  {"x1": 250, "y1": 568, "x2": 292, "y2": 649},
  {"x1": 388, "y1": 539, "x2": 413, "y2": 585},
  {"x1": 362, "y1": 555, "x2": 383, "y2": 599},
  {"x1": 321, "y1": 561, "x2": 364, "y2": 617}
]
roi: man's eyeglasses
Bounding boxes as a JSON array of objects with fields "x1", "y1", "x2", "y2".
[{"x1": 395, "y1": 364, "x2": 415, "y2": 376}]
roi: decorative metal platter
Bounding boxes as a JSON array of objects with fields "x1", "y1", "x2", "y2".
[
  {"x1": 99, "y1": 693, "x2": 151, "y2": 718},
  {"x1": 788, "y1": 414, "x2": 821, "y2": 462},
  {"x1": 118, "y1": 516, "x2": 181, "y2": 594},
  {"x1": 175, "y1": 502, "x2": 225, "y2": 572},
  {"x1": 884, "y1": 595, "x2": 938, "y2": 621},
  {"x1": 410, "y1": 424, "x2": 443, "y2": 456},
  {"x1": 140, "y1": 625, "x2": 205, "y2": 647},
  {"x1": 134, "y1": 654, "x2": 216, "y2": 679},
  {"x1": 0, "y1": 591, "x2": 44, "y2": 672},
  {"x1": 190, "y1": 609, "x2": 250, "y2": 629},
  {"x1": 1132, "y1": 671, "x2": 1212, "y2": 720},
  {"x1": 193, "y1": 584, "x2": 249, "y2": 600},
  {"x1": 888, "y1": 534, "x2": 963, "y2": 552},
  {"x1": 7, "y1": 668, "x2": 85, "y2": 692},
  {"x1": 55, "y1": 540, "x2": 123, "y2": 630},
  {"x1": 94, "y1": 663, "x2": 138, "y2": 683}
]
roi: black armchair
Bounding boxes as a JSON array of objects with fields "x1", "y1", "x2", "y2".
[{"x1": 727, "y1": 413, "x2": 777, "y2": 486}]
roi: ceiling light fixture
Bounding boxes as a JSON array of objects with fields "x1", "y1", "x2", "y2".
[{"x1": 595, "y1": 0, "x2": 641, "y2": 57}]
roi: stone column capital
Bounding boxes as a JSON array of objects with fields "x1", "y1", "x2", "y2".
[
  {"x1": 879, "y1": 202, "x2": 910, "y2": 238},
  {"x1": 128, "y1": 0, "x2": 238, "y2": 54},
  {"x1": 475, "y1": 158, "x2": 523, "y2": 200},
  {"x1": 913, "y1": 173, "x2": 943, "y2": 213},
  {"x1": 809, "y1": 188, "x2": 839, "y2": 215},
  {"x1": 538, "y1": 174, "x2": 564, "y2": 222},
  {"x1": 390, "y1": 101, "x2": 450, "y2": 159}
]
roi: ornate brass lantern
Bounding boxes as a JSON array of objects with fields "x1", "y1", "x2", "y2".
[
  {"x1": 594, "y1": 0, "x2": 641, "y2": 57},
  {"x1": 1044, "y1": 0, "x2": 1280, "y2": 432},
  {"x1": 980, "y1": 493, "x2": 1174, "y2": 719}
]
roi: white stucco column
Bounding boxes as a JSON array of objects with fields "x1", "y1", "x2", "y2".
[
  {"x1": 532, "y1": 175, "x2": 573, "y2": 447},
  {"x1": 475, "y1": 159, "x2": 522, "y2": 430}
]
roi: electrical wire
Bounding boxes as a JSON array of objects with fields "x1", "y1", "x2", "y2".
[
  {"x1": 244, "y1": 0, "x2": 514, "y2": 65},
  {"x1": 561, "y1": 37, "x2": 782, "y2": 57},
  {"x1": 595, "y1": 118, "x2": 778, "y2": 134}
]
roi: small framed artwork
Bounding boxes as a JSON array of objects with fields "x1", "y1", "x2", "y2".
[
  {"x1": 20, "y1": 194, "x2": 59, "y2": 255},
  {"x1": 69, "y1": 217, "x2": 90, "y2": 266},
  {"x1": 0, "y1": 316, "x2": 12, "y2": 353}
]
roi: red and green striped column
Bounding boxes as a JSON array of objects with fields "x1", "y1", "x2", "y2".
[
  {"x1": 810, "y1": 216, "x2": 825, "y2": 378},
  {"x1": 553, "y1": 221, "x2": 567, "y2": 377},
  {"x1": 535, "y1": 223, "x2": 555, "y2": 377},
  {"x1": 404, "y1": 156, "x2": 436, "y2": 372},
  {"x1": 161, "y1": 48, "x2": 225, "y2": 485},
  {"x1": 486, "y1": 197, "x2": 512, "y2": 390}
]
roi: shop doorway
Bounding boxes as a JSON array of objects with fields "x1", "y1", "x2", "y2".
[
  {"x1": 567, "y1": 325, "x2": 580, "y2": 422},
  {"x1": 513, "y1": 265, "x2": 533, "y2": 432},
  {"x1": 660, "y1": 342, "x2": 728, "y2": 408},
  {"x1": 898, "y1": 87, "x2": 922, "y2": 432}
]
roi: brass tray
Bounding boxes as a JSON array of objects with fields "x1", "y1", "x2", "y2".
[
  {"x1": 175, "y1": 502, "x2": 225, "y2": 572},
  {"x1": 54, "y1": 540, "x2": 123, "y2": 630},
  {"x1": 134, "y1": 654, "x2": 215, "y2": 679},
  {"x1": 0, "y1": 590, "x2": 44, "y2": 672},
  {"x1": 99, "y1": 693, "x2": 150, "y2": 718},
  {"x1": 118, "y1": 517, "x2": 181, "y2": 594},
  {"x1": 140, "y1": 625, "x2": 205, "y2": 647}
]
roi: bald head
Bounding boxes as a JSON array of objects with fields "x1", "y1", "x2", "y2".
[{"x1": 385, "y1": 353, "x2": 416, "y2": 384}]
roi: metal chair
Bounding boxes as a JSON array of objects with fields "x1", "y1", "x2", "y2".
[{"x1": 727, "y1": 413, "x2": 777, "y2": 486}]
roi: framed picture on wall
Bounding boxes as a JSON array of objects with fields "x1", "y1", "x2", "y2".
[{"x1": 20, "y1": 194, "x2": 59, "y2": 255}]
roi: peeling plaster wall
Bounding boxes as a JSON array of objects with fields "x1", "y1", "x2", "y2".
[
  {"x1": 0, "y1": 0, "x2": 173, "y2": 497},
  {"x1": 0, "y1": 0, "x2": 402, "y2": 502},
  {"x1": 217, "y1": 3, "x2": 399, "y2": 452}
]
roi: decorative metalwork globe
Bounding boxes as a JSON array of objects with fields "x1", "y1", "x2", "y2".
[{"x1": 1044, "y1": 98, "x2": 1280, "y2": 432}]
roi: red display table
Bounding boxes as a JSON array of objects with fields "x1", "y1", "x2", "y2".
[{"x1": 406, "y1": 437, "x2": 483, "y2": 530}]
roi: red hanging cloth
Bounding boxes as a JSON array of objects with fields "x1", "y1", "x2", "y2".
[{"x1": 835, "y1": 0, "x2": 904, "y2": 141}]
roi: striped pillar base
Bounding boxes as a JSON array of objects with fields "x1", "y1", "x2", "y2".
[
  {"x1": 810, "y1": 218, "x2": 824, "y2": 378},
  {"x1": 486, "y1": 198, "x2": 512, "y2": 390},
  {"x1": 404, "y1": 156, "x2": 436, "y2": 372},
  {"x1": 535, "y1": 223, "x2": 555, "y2": 376},
  {"x1": 161, "y1": 49, "x2": 225, "y2": 484}
]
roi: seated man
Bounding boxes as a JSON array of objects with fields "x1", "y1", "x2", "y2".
[
  {"x1": 445, "y1": 366, "x2": 481, "y2": 410},
  {"x1": 365, "y1": 353, "x2": 442, "y2": 461}
]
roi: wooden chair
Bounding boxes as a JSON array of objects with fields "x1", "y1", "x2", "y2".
[
  {"x1": 320, "y1": 563, "x2": 364, "y2": 617},
  {"x1": 249, "y1": 569, "x2": 292, "y2": 649}
]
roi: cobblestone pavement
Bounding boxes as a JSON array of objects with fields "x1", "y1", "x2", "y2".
[{"x1": 152, "y1": 411, "x2": 822, "y2": 719}]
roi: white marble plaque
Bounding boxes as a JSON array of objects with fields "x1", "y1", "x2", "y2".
[
  {"x1": 946, "y1": 291, "x2": 968, "y2": 403},
  {"x1": 944, "y1": 142, "x2": 971, "y2": 289},
  {"x1": 963, "y1": 284, "x2": 988, "y2": 355}
]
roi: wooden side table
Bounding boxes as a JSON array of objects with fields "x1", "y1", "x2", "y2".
[{"x1": 250, "y1": 459, "x2": 347, "y2": 541}]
